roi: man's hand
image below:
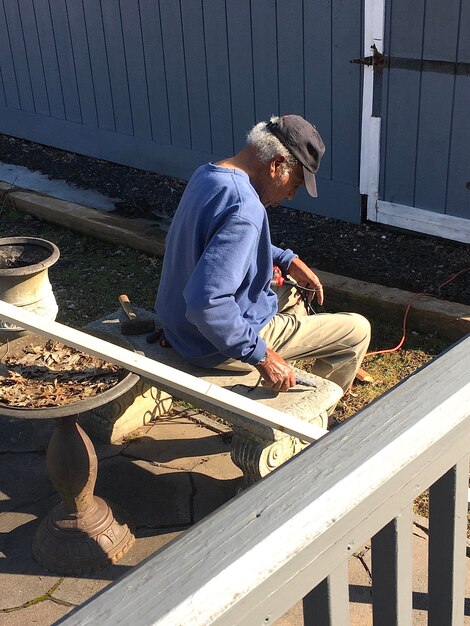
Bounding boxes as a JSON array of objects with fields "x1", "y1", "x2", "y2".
[
  {"x1": 288, "y1": 257, "x2": 324, "y2": 305},
  {"x1": 255, "y1": 348, "x2": 296, "y2": 392}
]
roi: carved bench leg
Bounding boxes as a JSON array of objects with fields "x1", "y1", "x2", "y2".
[
  {"x1": 230, "y1": 430, "x2": 308, "y2": 483},
  {"x1": 230, "y1": 408, "x2": 329, "y2": 483},
  {"x1": 80, "y1": 378, "x2": 173, "y2": 444}
]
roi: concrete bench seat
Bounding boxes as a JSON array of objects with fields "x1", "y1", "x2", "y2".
[{"x1": 85, "y1": 309, "x2": 343, "y2": 481}]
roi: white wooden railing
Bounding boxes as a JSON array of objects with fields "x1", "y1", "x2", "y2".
[{"x1": 58, "y1": 335, "x2": 470, "y2": 626}]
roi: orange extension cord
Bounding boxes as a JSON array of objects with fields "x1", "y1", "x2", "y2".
[{"x1": 355, "y1": 266, "x2": 470, "y2": 383}]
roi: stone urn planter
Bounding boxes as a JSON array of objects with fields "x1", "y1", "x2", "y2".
[
  {"x1": 0, "y1": 237, "x2": 60, "y2": 341},
  {"x1": 0, "y1": 330, "x2": 139, "y2": 575}
]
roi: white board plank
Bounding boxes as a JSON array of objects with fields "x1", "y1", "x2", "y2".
[
  {"x1": 0, "y1": 300, "x2": 328, "y2": 441},
  {"x1": 374, "y1": 200, "x2": 470, "y2": 244}
]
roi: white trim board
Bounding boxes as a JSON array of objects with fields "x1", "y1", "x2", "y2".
[
  {"x1": 0, "y1": 300, "x2": 328, "y2": 442},
  {"x1": 359, "y1": 0, "x2": 385, "y2": 217},
  {"x1": 372, "y1": 200, "x2": 470, "y2": 245}
]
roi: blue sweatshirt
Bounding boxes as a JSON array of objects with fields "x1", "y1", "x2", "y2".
[{"x1": 155, "y1": 163, "x2": 296, "y2": 368}]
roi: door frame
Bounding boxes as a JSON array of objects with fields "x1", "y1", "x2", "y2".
[{"x1": 360, "y1": 0, "x2": 470, "y2": 245}]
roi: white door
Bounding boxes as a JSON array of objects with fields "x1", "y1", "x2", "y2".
[{"x1": 360, "y1": 0, "x2": 470, "y2": 244}]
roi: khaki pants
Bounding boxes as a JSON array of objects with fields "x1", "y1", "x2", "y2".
[{"x1": 218, "y1": 284, "x2": 371, "y2": 392}]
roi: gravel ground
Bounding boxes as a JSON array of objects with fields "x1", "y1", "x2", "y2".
[{"x1": 1, "y1": 133, "x2": 469, "y2": 305}]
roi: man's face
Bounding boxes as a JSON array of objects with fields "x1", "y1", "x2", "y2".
[{"x1": 260, "y1": 160, "x2": 304, "y2": 208}]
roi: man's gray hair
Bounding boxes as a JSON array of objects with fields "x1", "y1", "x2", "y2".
[{"x1": 247, "y1": 116, "x2": 298, "y2": 172}]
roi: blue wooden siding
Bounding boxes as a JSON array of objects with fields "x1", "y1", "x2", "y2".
[
  {"x1": 0, "y1": 0, "x2": 363, "y2": 222},
  {"x1": 380, "y1": 0, "x2": 470, "y2": 220}
]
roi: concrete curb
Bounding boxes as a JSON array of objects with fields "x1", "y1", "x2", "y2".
[
  {"x1": 0, "y1": 181, "x2": 166, "y2": 257},
  {"x1": 2, "y1": 181, "x2": 470, "y2": 342},
  {"x1": 316, "y1": 270, "x2": 470, "y2": 342}
]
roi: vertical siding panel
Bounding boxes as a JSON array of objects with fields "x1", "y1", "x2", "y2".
[
  {"x1": 100, "y1": 0, "x2": 133, "y2": 135},
  {"x1": 180, "y1": 0, "x2": 212, "y2": 153},
  {"x1": 446, "y1": 0, "x2": 470, "y2": 219},
  {"x1": 414, "y1": 0, "x2": 461, "y2": 213},
  {"x1": 3, "y1": 0, "x2": 34, "y2": 111},
  {"x1": 0, "y1": 2, "x2": 20, "y2": 108},
  {"x1": 304, "y1": 0, "x2": 332, "y2": 180},
  {"x1": 0, "y1": 66, "x2": 6, "y2": 106},
  {"x1": 0, "y1": 72, "x2": 5, "y2": 106},
  {"x1": 382, "y1": 0, "x2": 425, "y2": 206},
  {"x1": 48, "y1": 0, "x2": 82, "y2": 122},
  {"x1": 446, "y1": 77, "x2": 470, "y2": 219},
  {"x1": 331, "y1": 0, "x2": 361, "y2": 185},
  {"x1": 277, "y1": 0, "x2": 304, "y2": 116},
  {"x1": 139, "y1": 0, "x2": 170, "y2": 144},
  {"x1": 119, "y1": 0, "x2": 152, "y2": 140},
  {"x1": 82, "y1": 0, "x2": 114, "y2": 131},
  {"x1": 226, "y1": 1, "x2": 255, "y2": 151},
  {"x1": 159, "y1": 0, "x2": 190, "y2": 147},
  {"x1": 17, "y1": 0, "x2": 49, "y2": 115},
  {"x1": 251, "y1": 0, "x2": 278, "y2": 121},
  {"x1": 202, "y1": 0, "x2": 233, "y2": 156},
  {"x1": 64, "y1": 0, "x2": 98, "y2": 128},
  {"x1": 33, "y1": 0, "x2": 65, "y2": 119}
]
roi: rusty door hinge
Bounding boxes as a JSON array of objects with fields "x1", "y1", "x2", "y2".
[
  {"x1": 350, "y1": 43, "x2": 386, "y2": 70},
  {"x1": 351, "y1": 46, "x2": 470, "y2": 76}
]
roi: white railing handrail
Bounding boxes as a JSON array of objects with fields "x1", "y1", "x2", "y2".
[{"x1": 58, "y1": 335, "x2": 470, "y2": 626}]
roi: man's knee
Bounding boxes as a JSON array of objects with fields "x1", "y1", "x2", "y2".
[
  {"x1": 348, "y1": 313, "x2": 371, "y2": 345},
  {"x1": 334, "y1": 312, "x2": 370, "y2": 347}
]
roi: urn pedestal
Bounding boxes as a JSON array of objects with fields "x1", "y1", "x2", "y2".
[{"x1": 0, "y1": 331, "x2": 139, "y2": 574}]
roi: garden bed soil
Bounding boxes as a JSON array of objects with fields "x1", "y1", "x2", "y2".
[{"x1": 1, "y1": 133, "x2": 469, "y2": 306}]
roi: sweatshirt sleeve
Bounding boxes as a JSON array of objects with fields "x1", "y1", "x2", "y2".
[
  {"x1": 183, "y1": 214, "x2": 267, "y2": 365},
  {"x1": 271, "y1": 244, "x2": 298, "y2": 274}
]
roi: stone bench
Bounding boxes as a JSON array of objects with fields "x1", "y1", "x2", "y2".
[{"x1": 84, "y1": 309, "x2": 343, "y2": 481}]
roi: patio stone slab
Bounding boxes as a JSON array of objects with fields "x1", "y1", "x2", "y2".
[
  {"x1": 0, "y1": 497, "x2": 63, "y2": 617},
  {"x1": 0, "y1": 414, "x2": 54, "y2": 454},
  {"x1": 348, "y1": 552, "x2": 373, "y2": 626},
  {"x1": 191, "y1": 462, "x2": 243, "y2": 523},
  {"x1": 0, "y1": 568, "x2": 60, "y2": 612},
  {"x1": 95, "y1": 456, "x2": 193, "y2": 528},
  {"x1": 50, "y1": 531, "x2": 181, "y2": 614},
  {"x1": 0, "y1": 597, "x2": 68, "y2": 626},
  {"x1": 0, "y1": 453, "x2": 54, "y2": 513},
  {"x1": 125, "y1": 415, "x2": 233, "y2": 470},
  {"x1": 112, "y1": 529, "x2": 181, "y2": 569}
]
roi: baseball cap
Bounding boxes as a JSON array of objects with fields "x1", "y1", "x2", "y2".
[{"x1": 266, "y1": 115, "x2": 325, "y2": 197}]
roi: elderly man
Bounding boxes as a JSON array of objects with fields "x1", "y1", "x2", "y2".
[{"x1": 156, "y1": 115, "x2": 370, "y2": 393}]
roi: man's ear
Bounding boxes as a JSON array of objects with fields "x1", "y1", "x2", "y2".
[{"x1": 269, "y1": 155, "x2": 286, "y2": 179}]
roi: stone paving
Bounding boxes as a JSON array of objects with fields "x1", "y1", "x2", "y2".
[
  {"x1": 0, "y1": 407, "x2": 243, "y2": 625},
  {"x1": 1, "y1": 405, "x2": 469, "y2": 625}
]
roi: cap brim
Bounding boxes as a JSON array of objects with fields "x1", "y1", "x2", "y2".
[{"x1": 303, "y1": 166, "x2": 318, "y2": 197}]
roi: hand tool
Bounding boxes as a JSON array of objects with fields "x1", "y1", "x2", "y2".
[
  {"x1": 355, "y1": 366, "x2": 374, "y2": 383},
  {"x1": 295, "y1": 377, "x2": 317, "y2": 388},
  {"x1": 272, "y1": 265, "x2": 318, "y2": 315},
  {"x1": 271, "y1": 265, "x2": 297, "y2": 288},
  {"x1": 119, "y1": 294, "x2": 155, "y2": 335}
]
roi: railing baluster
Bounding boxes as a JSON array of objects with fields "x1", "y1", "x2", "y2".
[
  {"x1": 428, "y1": 456, "x2": 469, "y2": 626},
  {"x1": 371, "y1": 507, "x2": 413, "y2": 625},
  {"x1": 303, "y1": 562, "x2": 349, "y2": 625}
]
